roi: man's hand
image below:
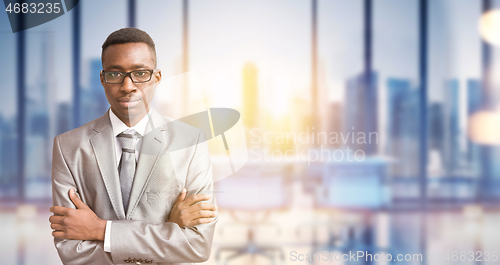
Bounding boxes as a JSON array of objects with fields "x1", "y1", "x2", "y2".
[
  {"x1": 49, "y1": 188, "x2": 107, "y2": 241},
  {"x1": 169, "y1": 188, "x2": 218, "y2": 227}
]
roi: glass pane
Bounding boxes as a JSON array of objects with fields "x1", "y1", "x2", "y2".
[
  {"x1": 137, "y1": 0, "x2": 183, "y2": 78},
  {"x1": 23, "y1": 7, "x2": 73, "y2": 201},
  {"x1": 373, "y1": 0, "x2": 420, "y2": 201},
  {"x1": 190, "y1": 0, "x2": 311, "y2": 112},
  {"x1": 428, "y1": 0, "x2": 482, "y2": 200},
  {"x1": 79, "y1": 0, "x2": 127, "y2": 125},
  {"x1": 0, "y1": 6, "x2": 18, "y2": 199},
  {"x1": 318, "y1": 0, "x2": 364, "y2": 150}
]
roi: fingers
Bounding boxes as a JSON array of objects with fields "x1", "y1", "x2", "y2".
[
  {"x1": 187, "y1": 217, "x2": 216, "y2": 226},
  {"x1": 52, "y1": 230, "x2": 65, "y2": 239},
  {"x1": 69, "y1": 188, "x2": 88, "y2": 210},
  {"x1": 175, "y1": 188, "x2": 187, "y2": 204},
  {"x1": 50, "y1": 223, "x2": 64, "y2": 231},
  {"x1": 190, "y1": 210, "x2": 218, "y2": 219},
  {"x1": 49, "y1": 206, "x2": 70, "y2": 216},
  {"x1": 50, "y1": 217, "x2": 68, "y2": 238},
  {"x1": 183, "y1": 206, "x2": 218, "y2": 227},
  {"x1": 188, "y1": 202, "x2": 217, "y2": 213},
  {"x1": 184, "y1": 193, "x2": 211, "y2": 206},
  {"x1": 49, "y1": 215, "x2": 64, "y2": 224}
]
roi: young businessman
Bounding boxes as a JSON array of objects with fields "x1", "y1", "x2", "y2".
[{"x1": 49, "y1": 28, "x2": 218, "y2": 265}]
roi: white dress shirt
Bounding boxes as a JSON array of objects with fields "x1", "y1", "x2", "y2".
[{"x1": 104, "y1": 108, "x2": 153, "y2": 253}]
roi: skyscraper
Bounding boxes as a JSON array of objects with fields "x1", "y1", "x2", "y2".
[
  {"x1": 242, "y1": 62, "x2": 258, "y2": 129},
  {"x1": 80, "y1": 58, "x2": 109, "y2": 124},
  {"x1": 344, "y1": 71, "x2": 378, "y2": 155},
  {"x1": 23, "y1": 33, "x2": 53, "y2": 198},
  {"x1": 428, "y1": 103, "x2": 444, "y2": 152},
  {"x1": 467, "y1": 79, "x2": 481, "y2": 169},
  {"x1": 56, "y1": 103, "x2": 72, "y2": 135},
  {"x1": 0, "y1": 115, "x2": 18, "y2": 198},
  {"x1": 387, "y1": 78, "x2": 411, "y2": 139},
  {"x1": 445, "y1": 79, "x2": 461, "y2": 174},
  {"x1": 386, "y1": 78, "x2": 420, "y2": 177},
  {"x1": 327, "y1": 102, "x2": 343, "y2": 149}
]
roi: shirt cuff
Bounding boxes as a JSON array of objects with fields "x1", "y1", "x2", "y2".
[{"x1": 104, "y1": 220, "x2": 112, "y2": 252}]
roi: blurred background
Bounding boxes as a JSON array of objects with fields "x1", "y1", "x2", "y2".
[{"x1": 2, "y1": 0, "x2": 500, "y2": 264}]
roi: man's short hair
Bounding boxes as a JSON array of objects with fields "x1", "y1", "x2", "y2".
[{"x1": 101, "y1": 27, "x2": 157, "y2": 68}]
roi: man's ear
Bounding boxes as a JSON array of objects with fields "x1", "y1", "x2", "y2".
[
  {"x1": 100, "y1": 70, "x2": 105, "y2": 85},
  {"x1": 155, "y1": 69, "x2": 162, "y2": 84}
]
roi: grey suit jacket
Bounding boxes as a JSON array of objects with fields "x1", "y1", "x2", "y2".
[{"x1": 51, "y1": 108, "x2": 217, "y2": 265}]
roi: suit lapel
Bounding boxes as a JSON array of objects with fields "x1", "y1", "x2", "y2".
[
  {"x1": 126, "y1": 109, "x2": 168, "y2": 218},
  {"x1": 89, "y1": 109, "x2": 126, "y2": 220}
]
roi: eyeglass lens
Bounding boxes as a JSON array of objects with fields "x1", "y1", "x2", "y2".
[{"x1": 104, "y1": 70, "x2": 152, "y2": 83}]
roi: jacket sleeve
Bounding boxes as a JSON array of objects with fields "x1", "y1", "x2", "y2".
[
  {"x1": 51, "y1": 135, "x2": 115, "y2": 265},
  {"x1": 109, "y1": 129, "x2": 218, "y2": 264}
]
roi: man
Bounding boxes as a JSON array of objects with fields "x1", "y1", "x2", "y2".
[{"x1": 49, "y1": 28, "x2": 218, "y2": 265}]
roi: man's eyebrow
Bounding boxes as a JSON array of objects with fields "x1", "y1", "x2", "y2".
[
  {"x1": 105, "y1": 64, "x2": 151, "y2": 70},
  {"x1": 105, "y1": 65, "x2": 124, "y2": 70},
  {"x1": 130, "y1": 64, "x2": 150, "y2": 69}
]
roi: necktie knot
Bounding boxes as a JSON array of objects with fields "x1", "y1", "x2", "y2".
[{"x1": 117, "y1": 130, "x2": 137, "y2": 153}]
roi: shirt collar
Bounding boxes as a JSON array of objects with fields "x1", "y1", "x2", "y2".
[{"x1": 109, "y1": 108, "x2": 153, "y2": 137}]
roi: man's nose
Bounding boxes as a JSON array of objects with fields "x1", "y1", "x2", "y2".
[{"x1": 120, "y1": 75, "x2": 137, "y2": 93}]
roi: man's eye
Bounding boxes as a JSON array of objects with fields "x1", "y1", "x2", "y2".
[
  {"x1": 135, "y1": 71, "x2": 146, "y2": 76},
  {"x1": 110, "y1": 72, "x2": 122, "y2": 77}
]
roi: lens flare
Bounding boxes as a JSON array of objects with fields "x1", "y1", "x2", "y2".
[
  {"x1": 479, "y1": 9, "x2": 500, "y2": 46},
  {"x1": 468, "y1": 108, "x2": 500, "y2": 145}
]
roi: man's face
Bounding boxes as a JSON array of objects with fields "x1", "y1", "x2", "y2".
[{"x1": 100, "y1": 42, "x2": 161, "y2": 123}]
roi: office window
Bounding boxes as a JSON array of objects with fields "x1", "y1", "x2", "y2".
[
  {"x1": 190, "y1": 0, "x2": 310, "y2": 115},
  {"x1": 374, "y1": 0, "x2": 420, "y2": 200},
  {"x1": 22, "y1": 6, "x2": 73, "y2": 200},
  {"x1": 428, "y1": 0, "x2": 482, "y2": 200},
  {"x1": 136, "y1": 0, "x2": 183, "y2": 118},
  {"x1": 79, "y1": 0, "x2": 127, "y2": 125},
  {"x1": 318, "y1": 0, "x2": 364, "y2": 150},
  {"x1": 0, "y1": 9, "x2": 18, "y2": 199},
  {"x1": 137, "y1": 0, "x2": 183, "y2": 79}
]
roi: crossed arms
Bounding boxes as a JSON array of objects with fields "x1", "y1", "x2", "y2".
[{"x1": 50, "y1": 132, "x2": 218, "y2": 264}]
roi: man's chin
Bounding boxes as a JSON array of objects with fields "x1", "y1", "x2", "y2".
[{"x1": 115, "y1": 106, "x2": 148, "y2": 120}]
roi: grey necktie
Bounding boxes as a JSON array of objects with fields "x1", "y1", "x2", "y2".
[{"x1": 117, "y1": 130, "x2": 137, "y2": 212}]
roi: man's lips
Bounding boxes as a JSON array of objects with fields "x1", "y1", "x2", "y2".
[
  {"x1": 118, "y1": 97, "x2": 141, "y2": 102},
  {"x1": 118, "y1": 97, "x2": 141, "y2": 108}
]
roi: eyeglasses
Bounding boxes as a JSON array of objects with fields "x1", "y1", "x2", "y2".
[{"x1": 101, "y1": 69, "x2": 158, "y2": 84}]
